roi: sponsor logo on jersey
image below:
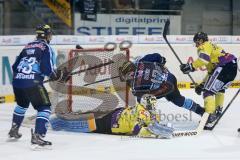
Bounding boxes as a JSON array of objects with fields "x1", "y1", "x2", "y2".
[
  {"x1": 26, "y1": 49, "x2": 35, "y2": 55},
  {"x1": 15, "y1": 73, "x2": 35, "y2": 79}
]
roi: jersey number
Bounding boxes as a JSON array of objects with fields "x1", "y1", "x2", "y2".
[
  {"x1": 151, "y1": 69, "x2": 167, "y2": 84},
  {"x1": 17, "y1": 57, "x2": 36, "y2": 74}
]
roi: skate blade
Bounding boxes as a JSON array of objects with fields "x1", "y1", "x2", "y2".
[
  {"x1": 6, "y1": 136, "x2": 21, "y2": 142},
  {"x1": 30, "y1": 144, "x2": 52, "y2": 151}
]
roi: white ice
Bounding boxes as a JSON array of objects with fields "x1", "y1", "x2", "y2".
[{"x1": 0, "y1": 89, "x2": 240, "y2": 160}]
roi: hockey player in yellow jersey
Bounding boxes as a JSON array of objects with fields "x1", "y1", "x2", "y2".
[
  {"x1": 93, "y1": 94, "x2": 174, "y2": 138},
  {"x1": 111, "y1": 94, "x2": 160, "y2": 136},
  {"x1": 180, "y1": 32, "x2": 238, "y2": 129}
]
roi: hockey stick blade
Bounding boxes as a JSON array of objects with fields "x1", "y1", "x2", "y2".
[
  {"x1": 172, "y1": 112, "x2": 209, "y2": 137},
  {"x1": 162, "y1": 19, "x2": 196, "y2": 85},
  {"x1": 208, "y1": 88, "x2": 240, "y2": 130}
]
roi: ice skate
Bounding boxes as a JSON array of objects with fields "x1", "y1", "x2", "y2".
[
  {"x1": 31, "y1": 129, "x2": 52, "y2": 150},
  {"x1": 8, "y1": 124, "x2": 22, "y2": 140},
  {"x1": 204, "y1": 107, "x2": 222, "y2": 130}
]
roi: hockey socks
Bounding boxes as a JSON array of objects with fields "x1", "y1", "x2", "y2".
[
  {"x1": 12, "y1": 105, "x2": 27, "y2": 127},
  {"x1": 35, "y1": 107, "x2": 51, "y2": 136},
  {"x1": 182, "y1": 98, "x2": 205, "y2": 116}
]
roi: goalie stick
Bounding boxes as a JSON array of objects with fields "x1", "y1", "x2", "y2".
[
  {"x1": 173, "y1": 88, "x2": 239, "y2": 134},
  {"x1": 121, "y1": 113, "x2": 209, "y2": 139},
  {"x1": 163, "y1": 19, "x2": 196, "y2": 85},
  {"x1": 172, "y1": 112, "x2": 209, "y2": 137},
  {"x1": 134, "y1": 113, "x2": 209, "y2": 139}
]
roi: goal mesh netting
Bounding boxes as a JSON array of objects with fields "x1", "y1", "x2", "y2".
[{"x1": 49, "y1": 47, "x2": 130, "y2": 119}]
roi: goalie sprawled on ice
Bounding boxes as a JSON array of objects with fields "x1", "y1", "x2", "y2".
[{"x1": 50, "y1": 94, "x2": 173, "y2": 138}]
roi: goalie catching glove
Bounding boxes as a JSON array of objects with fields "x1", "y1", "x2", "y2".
[
  {"x1": 180, "y1": 63, "x2": 195, "y2": 74},
  {"x1": 49, "y1": 67, "x2": 71, "y2": 83}
]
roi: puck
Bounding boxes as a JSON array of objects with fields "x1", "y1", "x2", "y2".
[{"x1": 238, "y1": 128, "x2": 240, "y2": 132}]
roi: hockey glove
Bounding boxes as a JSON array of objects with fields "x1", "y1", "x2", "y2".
[
  {"x1": 180, "y1": 63, "x2": 195, "y2": 74},
  {"x1": 49, "y1": 67, "x2": 71, "y2": 83},
  {"x1": 195, "y1": 83, "x2": 205, "y2": 95}
]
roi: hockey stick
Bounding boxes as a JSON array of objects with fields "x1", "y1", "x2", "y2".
[
  {"x1": 121, "y1": 113, "x2": 209, "y2": 139},
  {"x1": 172, "y1": 112, "x2": 209, "y2": 137},
  {"x1": 163, "y1": 19, "x2": 196, "y2": 85},
  {"x1": 238, "y1": 57, "x2": 240, "y2": 72},
  {"x1": 44, "y1": 60, "x2": 114, "y2": 83},
  {"x1": 70, "y1": 60, "x2": 114, "y2": 76},
  {"x1": 208, "y1": 88, "x2": 240, "y2": 130},
  {"x1": 83, "y1": 75, "x2": 120, "y2": 86}
]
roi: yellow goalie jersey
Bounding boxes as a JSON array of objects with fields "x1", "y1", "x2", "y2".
[
  {"x1": 111, "y1": 104, "x2": 160, "y2": 136},
  {"x1": 192, "y1": 41, "x2": 236, "y2": 74}
]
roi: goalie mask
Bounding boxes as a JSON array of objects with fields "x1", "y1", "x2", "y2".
[{"x1": 140, "y1": 94, "x2": 157, "y2": 111}]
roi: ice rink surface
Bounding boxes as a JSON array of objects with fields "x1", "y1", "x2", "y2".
[{"x1": 0, "y1": 89, "x2": 240, "y2": 160}]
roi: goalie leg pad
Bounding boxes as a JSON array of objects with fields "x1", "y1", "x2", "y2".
[{"x1": 50, "y1": 113, "x2": 96, "y2": 132}]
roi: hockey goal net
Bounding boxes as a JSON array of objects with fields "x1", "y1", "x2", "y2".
[{"x1": 49, "y1": 47, "x2": 130, "y2": 119}]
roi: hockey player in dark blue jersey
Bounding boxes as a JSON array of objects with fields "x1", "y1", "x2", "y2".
[
  {"x1": 119, "y1": 53, "x2": 205, "y2": 116},
  {"x1": 8, "y1": 24, "x2": 67, "y2": 148}
]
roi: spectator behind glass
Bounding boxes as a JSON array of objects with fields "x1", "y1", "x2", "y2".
[{"x1": 113, "y1": 0, "x2": 134, "y2": 9}]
